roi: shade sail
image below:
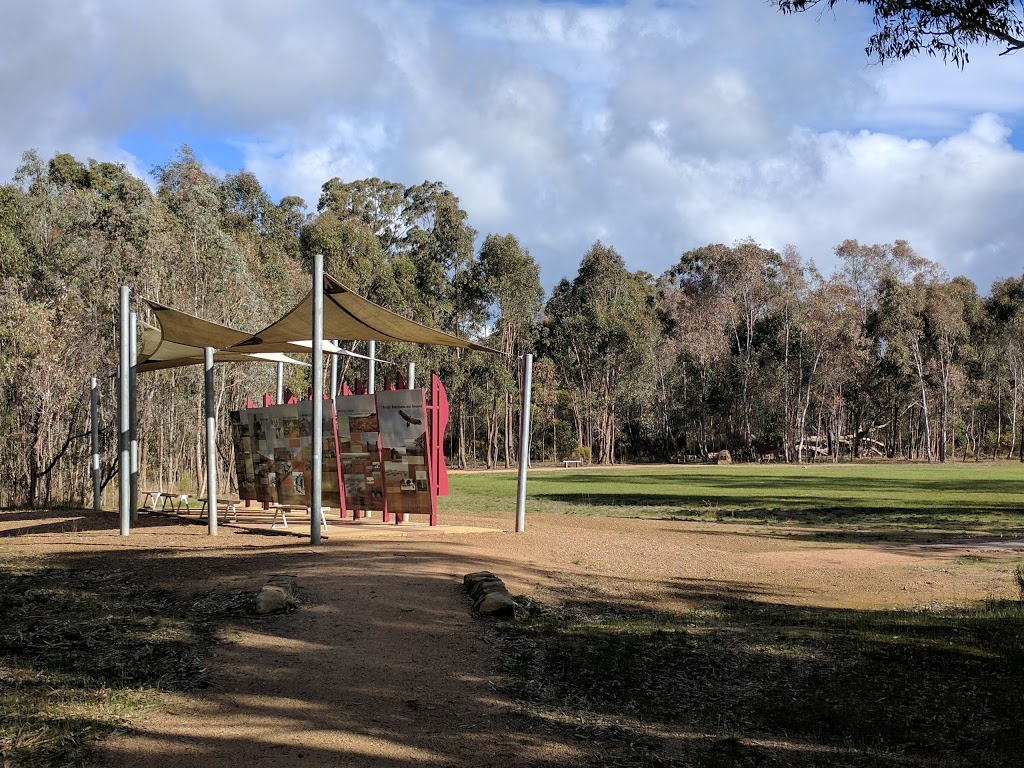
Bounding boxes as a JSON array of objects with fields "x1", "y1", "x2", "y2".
[
  {"x1": 137, "y1": 302, "x2": 307, "y2": 373},
  {"x1": 231, "y1": 273, "x2": 500, "y2": 354}
]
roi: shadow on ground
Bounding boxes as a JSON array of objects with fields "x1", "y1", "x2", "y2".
[{"x1": 3, "y1": 508, "x2": 1022, "y2": 767}]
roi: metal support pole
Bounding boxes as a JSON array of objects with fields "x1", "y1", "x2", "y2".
[
  {"x1": 310, "y1": 253, "x2": 324, "y2": 545},
  {"x1": 129, "y1": 312, "x2": 139, "y2": 523},
  {"x1": 407, "y1": 362, "x2": 415, "y2": 389},
  {"x1": 331, "y1": 339, "x2": 339, "y2": 398},
  {"x1": 204, "y1": 346, "x2": 218, "y2": 535},
  {"x1": 276, "y1": 361, "x2": 284, "y2": 404},
  {"x1": 118, "y1": 286, "x2": 130, "y2": 535},
  {"x1": 91, "y1": 377, "x2": 101, "y2": 513},
  {"x1": 515, "y1": 353, "x2": 533, "y2": 533},
  {"x1": 367, "y1": 340, "x2": 376, "y2": 394}
]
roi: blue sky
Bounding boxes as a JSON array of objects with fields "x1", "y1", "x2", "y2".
[{"x1": 2, "y1": 0, "x2": 1023, "y2": 293}]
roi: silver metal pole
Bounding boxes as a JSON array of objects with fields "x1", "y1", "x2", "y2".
[
  {"x1": 276, "y1": 361, "x2": 284, "y2": 404},
  {"x1": 91, "y1": 377, "x2": 100, "y2": 513},
  {"x1": 331, "y1": 339, "x2": 339, "y2": 398},
  {"x1": 407, "y1": 362, "x2": 415, "y2": 389},
  {"x1": 310, "y1": 254, "x2": 324, "y2": 545},
  {"x1": 118, "y1": 286, "x2": 130, "y2": 535},
  {"x1": 129, "y1": 312, "x2": 139, "y2": 522},
  {"x1": 204, "y1": 346, "x2": 218, "y2": 535},
  {"x1": 367, "y1": 340, "x2": 376, "y2": 394},
  {"x1": 515, "y1": 353, "x2": 533, "y2": 533}
]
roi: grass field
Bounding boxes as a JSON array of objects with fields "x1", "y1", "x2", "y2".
[
  {"x1": 443, "y1": 460, "x2": 1024, "y2": 535},
  {"x1": 447, "y1": 461, "x2": 1024, "y2": 766}
]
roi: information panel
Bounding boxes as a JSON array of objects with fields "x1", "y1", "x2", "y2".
[
  {"x1": 376, "y1": 388, "x2": 435, "y2": 520},
  {"x1": 229, "y1": 401, "x2": 341, "y2": 507},
  {"x1": 334, "y1": 394, "x2": 387, "y2": 513}
]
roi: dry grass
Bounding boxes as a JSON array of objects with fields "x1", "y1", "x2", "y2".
[
  {"x1": 0, "y1": 555, "x2": 247, "y2": 767},
  {"x1": 494, "y1": 594, "x2": 1024, "y2": 767}
]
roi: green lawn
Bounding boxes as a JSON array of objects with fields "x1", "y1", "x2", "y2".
[{"x1": 443, "y1": 461, "x2": 1024, "y2": 535}]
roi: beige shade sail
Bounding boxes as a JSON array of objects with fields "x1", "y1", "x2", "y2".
[
  {"x1": 137, "y1": 302, "x2": 309, "y2": 373},
  {"x1": 230, "y1": 273, "x2": 501, "y2": 354}
]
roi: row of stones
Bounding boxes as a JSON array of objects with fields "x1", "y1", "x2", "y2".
[{"x1": 463, "y1": 571, "x2": 515, "y2": 617}]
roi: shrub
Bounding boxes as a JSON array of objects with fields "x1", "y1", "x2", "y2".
[{"x1": 566, "y1": 445, "x2": 592, "y2": 463}]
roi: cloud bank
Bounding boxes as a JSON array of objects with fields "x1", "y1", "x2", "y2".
[{"x1": 2, "y1": 0, "x2": 1022, "y2": 291}]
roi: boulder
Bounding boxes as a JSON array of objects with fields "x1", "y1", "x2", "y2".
[
  {"x1": 254, "y1": 575, "x2": 298, "y2": 614},
  {"x1": 717, "y1": 449, "x2": 732, "y2": 465},
  {"x1": 468, "y1": 578, "x2": 506, "y2": 602},
  {"x1": 255, "y1": 586, "x2": 292, "y2": 614},
  {"x1": 476, "y1": 590, "x2": 515, "y2": 617},
  {"x1": 463, "y1": 571, "x2": 496, "y2": 587},
  {"x1": 463, "y1": 571, "x2": 516, "y2": 618}
]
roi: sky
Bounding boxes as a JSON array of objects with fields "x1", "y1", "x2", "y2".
[{"x1": 2, "y1": 0, "x2": 1023, "y2": 294}]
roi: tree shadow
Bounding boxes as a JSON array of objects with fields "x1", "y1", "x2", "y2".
[
  {"x1": 497, "y1": 579, "x2": 1024, "y2": 767},
  {"x1": 0, "y1": 507, "x2": 204, "y2": 538},
  {"x1": 643, "y1": 520, "x2": 1024, "y2": 550}
]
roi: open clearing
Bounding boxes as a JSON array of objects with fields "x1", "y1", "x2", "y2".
[{"x1": 2, "y1": 462, "x2": 1024, "y2": 767}]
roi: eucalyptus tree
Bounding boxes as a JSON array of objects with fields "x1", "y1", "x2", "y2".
[
  {"x1": 0, "y1": 151, "x2": 162, "y2": 505},
  {"x1": 544, "y1": 242, "x2": 660, "y2": 464},
  {"x1": 773, "y1": 1, "x2": 1024, "y2": 65},
  {"x1": 667, "y1": 240, "x2": 783, "y2": 459},
  {"x1": 984, "y1": 276, "x2": 1024, "y2": 458},
  {"x1": 475, "y1": 233, "x2": 543, "y2": 467},
  {"x1": 662, "y1": 246, "x2": 734, "y2": 457},
  {"x1": 220, "y1": 171, "x2": 306, "y2": 316}
]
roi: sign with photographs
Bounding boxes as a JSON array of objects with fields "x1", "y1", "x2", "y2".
[
  {"x1": 334, "y1": 394, "x2": 386, "y2": 513},
  {"x1": 376, "y1": 388, "x2": 435, "y2": 521},
  {"x1": 229, "y1": 401, "x2": 342, "y2": 507}
]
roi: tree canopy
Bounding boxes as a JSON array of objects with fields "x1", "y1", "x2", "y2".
[
  {"x1": 774, "y1": 0, "x2": 1024, "y2": 65},
  {"x1": 4, "y1": 147, "x2": 1024, "y2": 507}
]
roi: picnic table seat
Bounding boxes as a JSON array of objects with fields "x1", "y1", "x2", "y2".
[
  {"x1": 198, "y1": 497, "x2": 241, "y2": 522},
  {"x1": 270, "y1": 504, "x2": 330, "y2": 530}
]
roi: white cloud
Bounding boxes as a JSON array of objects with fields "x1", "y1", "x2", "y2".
[{"x1": 1, "y1": 0, "x2": 1022, "y2": 294}]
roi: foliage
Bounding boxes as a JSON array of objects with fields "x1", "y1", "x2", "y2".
[
  {"x1": 5, "y1": 145, "x2": 1024, "y2": 504},
  {"x1": 775, "y1": 0, "x2": 1024, "y2": 66}
]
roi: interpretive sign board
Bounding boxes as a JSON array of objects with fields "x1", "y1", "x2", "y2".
[
  {"x1": 229, "y1": 401, "x2": 342, "y2": 507},
  {"x1": 376, "y1": 388, "x2": 436, "y2": 523},
  {"x1": 334, "y1": 394, "x2": 387, "y2": 513}
]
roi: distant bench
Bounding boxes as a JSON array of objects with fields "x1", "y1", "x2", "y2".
[
  {"x1": 562, "y1": 459, "x2": 583, "y2": 468},
  {"x1": 270, "y1": 504, "x2": 331, "y2": 531},
  {"x1": 141, "y1": 490, "x2": 189, "y2": 513}
]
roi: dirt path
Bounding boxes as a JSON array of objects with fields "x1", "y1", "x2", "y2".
[{"x1": 2, "y1": 508, "x2": 1020, "y2": 766}]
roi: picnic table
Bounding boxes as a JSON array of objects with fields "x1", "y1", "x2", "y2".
[
  {"x1": 198, "y1": 497, "x2": 241, "y2": 522},
  {"x1": 270, "y1": 504, "x2": 331, "y2": 531},
  {"x1": 562, "y1": 459, "x2": 583, "y2": 468},
  {"x1": 141, "y1": 490, "x2": 189, "y2": 513}
]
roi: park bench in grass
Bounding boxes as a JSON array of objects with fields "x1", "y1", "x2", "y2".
[{"x1": 562, "y1": 458, "x2": 583, "y2": 468}]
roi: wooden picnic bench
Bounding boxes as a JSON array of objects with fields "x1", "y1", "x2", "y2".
[{"x1": 270, "y1": 504, "x2": 331, "y2": 531}]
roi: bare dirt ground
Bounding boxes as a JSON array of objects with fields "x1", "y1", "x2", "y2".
[{"x1": 2, "y1": 506, "x2": 1021, "y2": 767}]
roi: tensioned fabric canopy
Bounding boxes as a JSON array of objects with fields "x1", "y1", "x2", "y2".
[
  {"x1": 137, "y1": 273, "x2": 498, "y2": 372},
  {"x1": 137, "y1": 303, "x2": 313, "y2": 373},
  {"x1": 232, "y1": 273, "x2": 498, "y2": 354}
]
